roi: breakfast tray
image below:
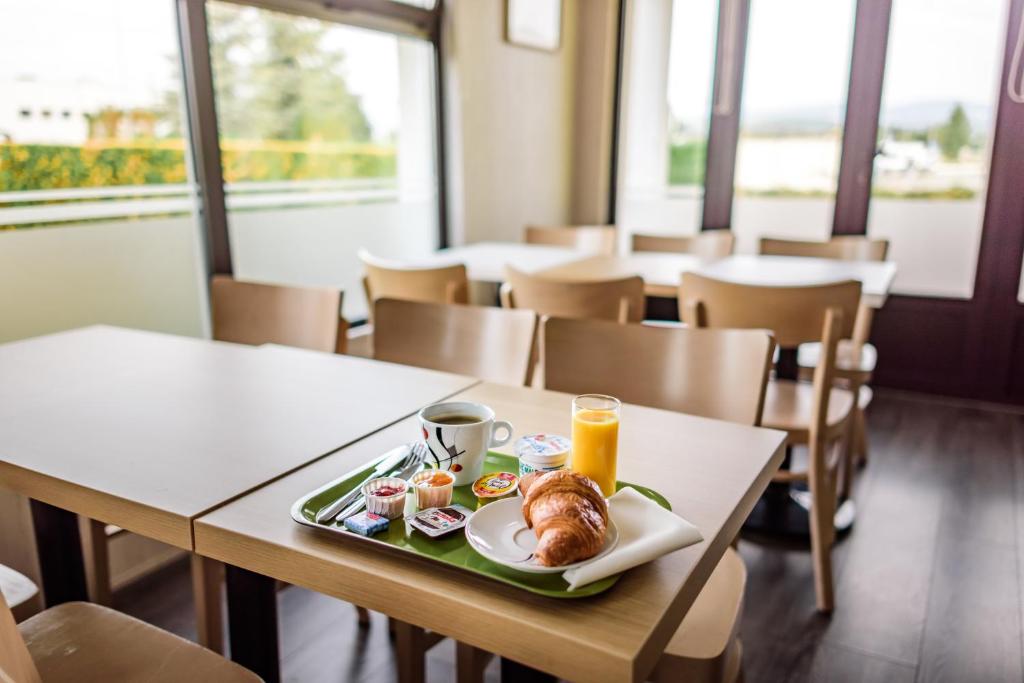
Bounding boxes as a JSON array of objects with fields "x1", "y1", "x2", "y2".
[{"x1": 291, "y1": 450, "x2": 671, "y2": 598}]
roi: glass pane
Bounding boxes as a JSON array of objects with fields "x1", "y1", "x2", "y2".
[
  {"x1": 617, "y1": 0, "x2": 717, "y2": 241},
  {"x1": 868, "y1": 0, "x2": 1004, "y2": 298},
  {"x1": 0, "y1": 0, "x2": 208, "y2": 342},
  {"x1": 209, "y1": 2, "x2": 439, "y2": 321},
  {"x1": 732, "y1": 0, "x2": 855, "y2": 253}
]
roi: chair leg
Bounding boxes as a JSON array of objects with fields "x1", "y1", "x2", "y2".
[
  {"x1": 456, "y1": 641, "x2": 494, "y2": 683},
  {"x1": 191, "y1": 554, "x2": 225, "y2": 654},
  {"x1": 392, "y1": 619, "x2": 428, "y2": 683},
  {"x1": 840, "y1": 414, "x2": 856, "y2": 500},
  {"x1": 855, "y1": 405, "x2": 869, "y2": 467},
  {"x1": 808, "y1": 437, "x2": 836, "y2": 613},
  {"x1": 78, "y1": 517, "x2": 111, "y2": 606},
  {"x1": 356, "y1": 605, "x2": 371, "y2": 627}
]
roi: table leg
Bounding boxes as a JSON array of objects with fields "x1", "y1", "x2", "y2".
[
  {"x1": 29, "y1": 500, "x2": 88, "y2": 606},
  {"x1": 500, "y1": 658, "x2": 556, "y2": 682},
  {"x1": 225, "y1": 564, "x2": 279, "y2": 683},
  {"x1": 191, "y1": 554, "x2": 225, "y2": 654}
]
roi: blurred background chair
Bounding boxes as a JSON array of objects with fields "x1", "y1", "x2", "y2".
[
  {"x1": 631, "y1": 230, "x2": 735, "y2": 260},
  {"x1": 500, "y1": 267, "x2": 645, "y2": 324},
  {"x1": 524, "y1": 224, "x2": 617, "y2": 255},
  {"x1": 373, "y1": 298, "x2": 537, "y2": 386},
  {"x1": 210, "y1": 275, "x2": 346, "y2": 353},
  {"x1": 760, "y1": 236, "x2": 889, "y2": 483},
  {"x1": 0, "y1": 564, "x2": 38, "y2": 624},
  {"x1": 680, "y1": 273, "x2": 861, "y2": 612}
]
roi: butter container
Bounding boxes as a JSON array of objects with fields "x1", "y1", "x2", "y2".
[
  {"x1": 472, "y1": 472, "x2": 519, "y2": 506},
  {"x1": 515, "y1": 434, "x2": 570, "y2": 477}
]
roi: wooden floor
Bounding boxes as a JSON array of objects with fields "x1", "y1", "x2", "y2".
[{"x1": 113, "y1": 390, "x2": 1024, "y2": 682}]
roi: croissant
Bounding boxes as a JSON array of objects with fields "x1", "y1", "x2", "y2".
[{"x1": 521, "y1": 470, "x2": 609, "y2": 567}]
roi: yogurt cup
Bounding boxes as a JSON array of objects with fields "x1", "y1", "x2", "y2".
[
  {"x1": 362, "y1": 477, "x2": 408, "y2": 520},
  {"x1": 515, "y1": 434, "x2": 571, "y2": 477}
]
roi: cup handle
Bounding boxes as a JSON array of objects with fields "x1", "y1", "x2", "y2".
[{"x1": 490, "y1": 420, "x2": 513, "y2": 448}]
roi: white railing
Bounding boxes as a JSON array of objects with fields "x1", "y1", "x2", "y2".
[{"x1": 0, "y1": 178, "x2": 434, "y2": 227}]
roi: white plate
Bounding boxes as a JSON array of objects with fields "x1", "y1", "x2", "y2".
[{"x1": 465, "y1": 497, "x2": 618, "y2": 573}]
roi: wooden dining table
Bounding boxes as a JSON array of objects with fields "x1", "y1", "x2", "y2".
[
  {"x1": 194, "y1": 381, "x2": 787, "y2": 682},
  {"x1": 0, "y1": 326, "x2": 478, "y2": 649}
]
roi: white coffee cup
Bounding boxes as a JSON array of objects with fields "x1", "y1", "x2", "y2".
[{"x1": 417, "y1": 402, "x2": 513, "y2": 486}]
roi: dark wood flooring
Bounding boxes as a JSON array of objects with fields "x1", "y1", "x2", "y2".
[{"x1": 113, "y1": 391, "x2": 1024, "y2": 682}]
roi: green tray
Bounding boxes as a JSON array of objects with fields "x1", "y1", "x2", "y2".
[{"x1": 290, "y1": 450, "x2": 671, "y2": 598}]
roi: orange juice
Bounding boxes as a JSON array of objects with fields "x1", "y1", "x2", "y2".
[{"x1": 571, "y1": 400, "x2": 620, "y2": 497}]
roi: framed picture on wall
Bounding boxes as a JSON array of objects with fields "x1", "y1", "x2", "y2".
[{"x1": 505, "y1": 0, "x2": 562, "y2": 52}]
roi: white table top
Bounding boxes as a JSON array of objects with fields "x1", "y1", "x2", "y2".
[
  {"x1": 0, "y1": 326, "x2": 478, "y2": 548},
  {"x1": 429, "y1": 242, "x2": 601, "y2": 282}
]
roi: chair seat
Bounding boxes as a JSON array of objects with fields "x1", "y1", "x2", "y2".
[
  {"x1": 797, "y1": 340, "x2": 877, "y2": 375},
  {"x1": 19, "y1": 602, "x2": 261, "y2": 682},
  {"x1": 762, "y1": 380, "x2": 855, "y2": 442},
  {"x1": 859, "y1": 384, "x2": 873, "y2": 410},
  {"x1": 652, "y1": 548, "x2": 745, "y2": 682}
]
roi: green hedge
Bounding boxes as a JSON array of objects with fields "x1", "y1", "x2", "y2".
[{"x1": 0, "y1": 141, "x2": 397, "y2": 193}]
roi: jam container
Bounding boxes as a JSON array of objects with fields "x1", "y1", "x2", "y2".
[
  {"x1": 362, "y1": 477, "x2": 408, "y2": 519},
  {"x1": 515, "y1": 434, "x2": 571, "y2": 477},
  {"x1": 410, "y1": 469, "x2": 455, "y2": 509},
  {"x1": 472, "y1": 472, "x2": 519, "y2": 506}
]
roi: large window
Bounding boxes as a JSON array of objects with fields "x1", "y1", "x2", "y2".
[
  {"x1": 731, "y1": 0, "x2": 855, "y2": 252},
  {"x1": 617, "y1": 0, "x2": 718, "y2": 239},
  {"x1": 0, "y1": 0, "x2": 207, "y2": 342},
  {"x1": 867, "y1": 0, "x2": 1005, "y2": 297},
  {"x1": 209, "y1": 2, "x2": 439, "y2": 321}
]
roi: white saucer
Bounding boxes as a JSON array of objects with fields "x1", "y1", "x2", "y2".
[{"x1": 465, "y1": 497, "x2": 618, "y2": 573}]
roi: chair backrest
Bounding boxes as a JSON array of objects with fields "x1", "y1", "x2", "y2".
[
  {"x1": 759, "y1": 236, "x2": 889, "y2": 262},
  {"x1": 500, "y1": 266, "x2": 646, "y2": 324},
  {"x1": 679, "y1": 273, "x2": 861, "y2": 348},
  {"x1": 0, "y1": 591, "x2": 41, "y2": 683},
  {"x1": 544, "y1": 317, "x2": 775, "y2": 426},
  {"x1": 524, "y1": 225, "x2": 617, "y2": 255},
  {"x1": 373, "y1": 299, "x2": 538, "y2": 386},
  {"x1": 360, "y1": 251, "x2": 469, "y2": 321},
  {"x1": 631, "y1": 230, "x2": 735, "y2": 259},
  {"x1": 210, "y1": 276, "x2": 345, "y2": 354}
]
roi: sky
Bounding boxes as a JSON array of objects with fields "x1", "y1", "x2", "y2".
[
  {"x1": 0, "y1": 0, "x2": 411, "y2": 142},
  {"x1": 666, "y1": 0, "x2": 1008, "y2": 130}
]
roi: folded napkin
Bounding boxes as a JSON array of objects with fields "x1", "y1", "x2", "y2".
[{"x1": 562, "y1": 487, "x2": 703, "y2": 591}]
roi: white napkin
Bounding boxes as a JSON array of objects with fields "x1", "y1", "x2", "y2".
[{"x1": 562, "y1": 487, "x2": 703, "y2": 591}]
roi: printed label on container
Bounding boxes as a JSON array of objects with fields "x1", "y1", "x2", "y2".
[{"x1": 407, "y1": 504, "x2": 474, "y2": 538}]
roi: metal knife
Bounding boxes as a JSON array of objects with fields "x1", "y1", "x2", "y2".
[{"x1": 314, "y1": 445, "x2": 412, "y2": 524}]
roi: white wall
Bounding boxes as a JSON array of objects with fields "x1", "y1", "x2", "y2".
[
  {"x1": 444, "y1": 0, "x2": 578, "y2": 244},
  {"x1": 0, "y1": 217, "x2": 208, "y2": 344}
]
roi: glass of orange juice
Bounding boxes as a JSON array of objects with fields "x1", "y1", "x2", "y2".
[{"x1": 571, "y1": 394, "x2": 621, "y2": 497}]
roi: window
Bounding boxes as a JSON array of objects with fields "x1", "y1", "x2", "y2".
[
  {"x1": 867, "y1": 0, "x2": 1005, "y2": 298},
  {"x1": 0, "y1": 0, "x2": 207, "y2": 342},
  {"x1": 731, "y1": 0, "x2": 855, "y2": 252},
  {"x1": 209, "y1": 2, "x2": 440, "y2": 321},
  {"x1": 617, "y1": 0, "x2": 718, "y2": 239}
]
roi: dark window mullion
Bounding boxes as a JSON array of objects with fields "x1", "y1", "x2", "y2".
[
  {"x1": 833, "y1": 0, "x2": 893, "y2": 236},
  {"x1": 701, "y1": 0, "x2": 750, "y2": 231}
]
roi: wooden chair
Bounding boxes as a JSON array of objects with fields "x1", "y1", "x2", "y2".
[
  {"x1": 632, "y1": 230, "x2": 735, "y2": 259},
  {"x1": 524, "y1": 224, "x2": 617, "y2": 255},
  {"x1": 0, "y1": 565, "x2": 38, "y2": 624},
  {"x1": 360, "y1": 249, "x2": 468, "y2": 318},
  {"x1": 456, "y1": 318, "x2": 775, "y2": 683},
  {"x1": 0, "y1": 591, "x2": 260, "y2": 683},
  {"x1": 499, "y1": 266, "x2": 645, "y2": 324},
  {"x1": 373, "y1": 299, "x2": 537, "y2": 386},
  {"x1": 210, "y1": 275, "x2": 347, "y2": 353},
  {"x1": 759, "y1": 236, "x2": 889, "y2": 478},
  {"x1": 680, "y1": 273, "x2": 861, "y2": 613}
]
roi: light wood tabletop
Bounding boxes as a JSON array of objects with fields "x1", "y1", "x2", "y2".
[
  {"x1": 537, "y1": 253, "x2": 896, "y2": 306},
  {"x1": 0, "y1": 326, "x2": 478, "y2": 549},
  {"x1": 428, "y1": 242, "x2": 594, "y2": 283},
  {"x1": 194, "y1": 381, "x2": 786, "y2": 683}
]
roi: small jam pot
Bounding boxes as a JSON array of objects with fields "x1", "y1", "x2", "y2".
[
  {"x1": 515, "y1": 434, "x2": 570, "y2": 477},
  {"x1": 362, "y1": 477, "x2": 408, "y2": 519},
  {"x1": 472, "y1": 472, "x2": 519, "y2": 506},
  {"x1": 410, "y1": 469, "x2": 455, "y2": 509}
]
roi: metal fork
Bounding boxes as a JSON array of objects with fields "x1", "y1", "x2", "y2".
[{"x1": 334, "y1": 441, "x2": 429, "y2": 524}]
